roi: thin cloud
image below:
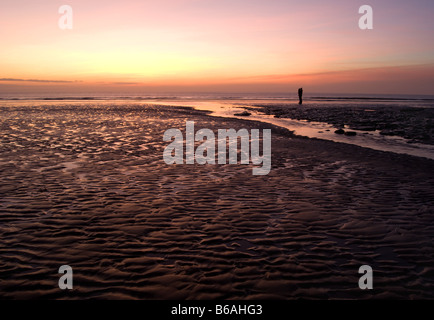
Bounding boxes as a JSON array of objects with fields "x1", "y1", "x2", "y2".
[
  {"x1": 110, "y1": 82, "x2": 141, "y2": 85},
  {"x1": 226, "y1": 64, "x2": 434, "y2": 82},
  {"x1": 0, "y1": 78, "x2": 82, "y2": 83}
]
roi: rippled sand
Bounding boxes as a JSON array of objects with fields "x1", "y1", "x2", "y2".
[{"x1": 0, "y1": 103, "x2": 433, "y2": 299}]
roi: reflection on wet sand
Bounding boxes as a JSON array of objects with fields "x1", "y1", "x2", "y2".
[{"x1": 0, "y1": 102, "x2": 434, "y2": 299}]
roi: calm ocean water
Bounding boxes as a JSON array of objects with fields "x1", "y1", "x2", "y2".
[{"x1": 1, "y1": 91, "x2": 434, "y2": 106}]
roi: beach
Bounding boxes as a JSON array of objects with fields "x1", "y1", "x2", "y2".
[
  {"x1": 1, "y1": 102, "x2": 434, "y2": 299},
  {"x1": 253, "y1": 102, "x2": 434, "y2": 145}
]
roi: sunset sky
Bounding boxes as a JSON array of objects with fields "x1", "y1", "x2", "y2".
[{"x1": 1, "y1": 0, "x2": 433, "y2": 95}]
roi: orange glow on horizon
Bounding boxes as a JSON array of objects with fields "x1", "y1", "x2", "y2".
[{"x1": 1, "y1": 0, "x2": 433, "y2": 95}]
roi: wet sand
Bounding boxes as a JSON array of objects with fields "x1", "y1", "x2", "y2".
[
  {"x1": 254, "y1": 103, "x2": 434, "y2": 145},
  {"x1": 0, "y1": 103, "x2": 434, "y2": 299}
]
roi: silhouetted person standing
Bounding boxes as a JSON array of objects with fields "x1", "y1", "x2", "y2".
[{"x1": 298, "y1": 88, "x2": 303, "y2": 105}]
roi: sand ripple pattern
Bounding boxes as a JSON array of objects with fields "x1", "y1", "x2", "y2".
[{"x1": 0, "y1": 104, "x2": 433, "y2": 299}]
